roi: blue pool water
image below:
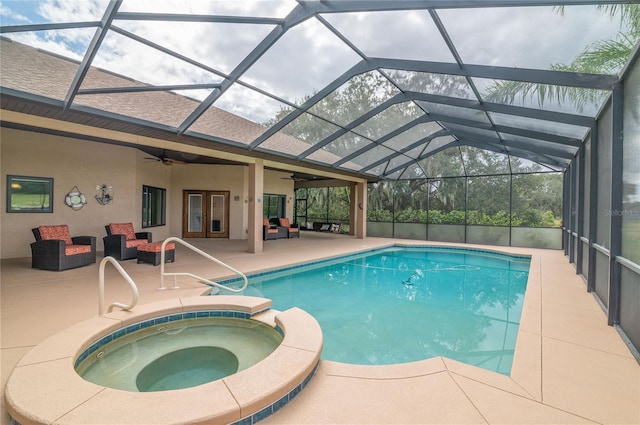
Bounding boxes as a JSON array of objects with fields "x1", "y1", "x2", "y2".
[{"x1": 220, "y1": 246, "x2": 530, "y2": 375}]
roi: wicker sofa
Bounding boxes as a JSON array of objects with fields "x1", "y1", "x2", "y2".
[
  {"x1": 30, "y1": 225, "x2": 96, "y2": 271},
  {"x1": 103, "y1": 223, "x2": 152, "y2": 260}
]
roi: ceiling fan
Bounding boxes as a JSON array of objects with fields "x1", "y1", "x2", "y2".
[
  {"x1": 144, "y1": 151, "x2": 187, "y2": 166},
  {"x1": 281, "y1": 173, "x2": 308, "y2": 182}
]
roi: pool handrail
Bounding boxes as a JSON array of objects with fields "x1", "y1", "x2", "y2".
[
  {"x1": 98, "y1": 256, "x2": 139, "y2": 315},
  {"x1": 158, "y1": 237, "x2": 249, "y2": 292}
]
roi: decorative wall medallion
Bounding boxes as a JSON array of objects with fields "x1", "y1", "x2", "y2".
[
  {"x1": 65, "y1": 186, "x2": 86, "y2": 210},
  {"x1": 95, "y1": 184, "x2": 114, "y2": 205}
]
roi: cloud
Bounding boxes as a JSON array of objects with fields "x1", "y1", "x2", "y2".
[
  {"x1": 115, "y1": 19, "x2": 274, "y2": 76},
  {"x1": 0, "y1": 1, "x2": 629, "y2": 128},
  {"x1": 238, "y1": 17, "x2": 362, "y2": 104},
  {"x1": 119, "y1": 0, "x2": 297, "y2": 18},
  {"x1": 216, "y1": 83, "x2": 289, "y2": 125},
  {"x1": 438, "y1": 5, "x2": 621, "y2": 69},
  {"x1": 322, "y1": 10, "x2": 455, "y2": 63},
  {"x1": 4, "y1": 30, "x2": 89, "y2": 61},
  {"x1": 37, "y1": 0, "x2": 108, "y2": 22},
  {"x1": 0, "y1": 4, "x2": 30, "y2": 22}
]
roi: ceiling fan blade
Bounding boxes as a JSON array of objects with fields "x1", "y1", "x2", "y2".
[
  {"x1": 164, "y1": 158, "x2": 186, "y2": 165},
  {"x1": 281, "y1": 173, "x2": 307, "y2": 181}
]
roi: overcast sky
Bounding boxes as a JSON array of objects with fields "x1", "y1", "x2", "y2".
[{"x1": 0, "y1": 1, "x2": 630, "y2": 124}]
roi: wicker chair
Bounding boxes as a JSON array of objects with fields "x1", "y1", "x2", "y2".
[
  {"x1": 30, "y1": 225, "x2": 96, "y2": 271},
  {"x1": 103, "y1": 223, "x2": 152, "y2": 260},
  {"x1": 277, "y1": 217, "x2": 300, "y2": 238}
]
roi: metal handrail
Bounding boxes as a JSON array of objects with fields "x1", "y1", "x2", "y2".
[
  {"x1": 98, "y1": 256, "x2": 139, "y2": 315},
  {"x1": 158, "y1": 237, "x2": 249, "y2": 293}
]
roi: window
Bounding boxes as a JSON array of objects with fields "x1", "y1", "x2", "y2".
[
  {"x1": 6, "y1": 175, "x2": 53, "y2": 213},
  {"x1": 263, "y1": 194, "x2": 285, "y2": 219},
  {"x1": 142, "y1": 185, "x2": 166, "y2": 228}
]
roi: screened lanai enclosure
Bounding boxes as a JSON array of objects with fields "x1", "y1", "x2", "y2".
[{"x1": 1, "y1": 2, "x2": 639, "y2": 356}]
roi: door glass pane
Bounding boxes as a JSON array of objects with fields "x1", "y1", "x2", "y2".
[
  {"x1": 188, "y1": 194, "x2": 203, "y2": 233},
  {"x1": 210, "y1": 194, "x2": 225, "y2": 233}
]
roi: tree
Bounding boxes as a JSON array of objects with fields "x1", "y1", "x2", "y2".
[
  {"x1": 485, "y1": 5, "x2": 640, "y2": 111},
  {"x1": 264, "y1": 70, "x2": 470, "y2": 158}
]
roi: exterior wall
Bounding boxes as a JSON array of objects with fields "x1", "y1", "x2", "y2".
[
  {"x1": 0, "y1": 127, "x2": 294, "y2": 259},
  {"x1": 1, "y1": 127, "x2": 172, "y2": 258}
]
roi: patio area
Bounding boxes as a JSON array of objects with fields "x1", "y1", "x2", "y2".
[{"x1": 1, "y1": 232, "x2": 638, "y2": 424}]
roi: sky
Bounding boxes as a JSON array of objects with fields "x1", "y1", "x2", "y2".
[
  {"x1": 0, "y1": 0, "x2": 628, "y2": 124},
  {"x1": 1, "y1": 1, "x2": 637, "y2": 192}
]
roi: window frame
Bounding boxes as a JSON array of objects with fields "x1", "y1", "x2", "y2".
[
  {"x1": 263, "y1": 193, "x2": 286, "y2": 219},
  {"x1": 142, "y1": 185, "x2": 166, "y2": 228},
  {"x1": 6, "y1": 175, "x2": 53, "y2": 213}
]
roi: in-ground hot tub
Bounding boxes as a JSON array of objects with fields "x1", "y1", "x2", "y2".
[
  {"x1": 4, "y1": 296, "x2": 322, "y2": 425},
  {"x1": 75, "y1": 315, "x2": 284, "y2": 392}
]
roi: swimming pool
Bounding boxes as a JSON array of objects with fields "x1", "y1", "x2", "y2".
[{"x1": 219, "y1": 246, "x2": 530, "y2": 375}]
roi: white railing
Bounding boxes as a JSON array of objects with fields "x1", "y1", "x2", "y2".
[
  {"x1": 158, "y1": 237, "x2": 249, "y2": 293},
  {"x1": 98, "y1": 256, "x2": 139, "y2": 315}
]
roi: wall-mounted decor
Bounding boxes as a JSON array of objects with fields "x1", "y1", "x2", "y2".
[
  {"x1": 64, "y1": 186, "x2": 86, "y2": 210},
  {"x1": 95, "y1": 184, "x2": 114, "y2": 205},
  {"x1": 6, "y1": 175, "x2": 53, "y2": 213}
]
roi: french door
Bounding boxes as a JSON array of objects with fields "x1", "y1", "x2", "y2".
[{"x1": 182, "y1": 190, "x2": 229, "y2": 238}]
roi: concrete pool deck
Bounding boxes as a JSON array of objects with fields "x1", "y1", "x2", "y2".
[{"x1": 1, "y1": 232, "x2": 639, "y2": 424}]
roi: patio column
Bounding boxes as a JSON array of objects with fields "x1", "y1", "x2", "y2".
[
  {"x1": 354, "y1": 181, "x2": 367, "y2": 239},
  {"x1": 248, "y1": 160, "x2": 264, "y2": 253}
]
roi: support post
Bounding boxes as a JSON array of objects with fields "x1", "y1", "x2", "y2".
[
  {"x1": 569, "y1": 159, "x2": 577, "y2": 264},
  {"x1": 608, "y1": 83, "x2": 624, "y2": 326},
  {"x1": 587, "y1": 123, "x2": 598, "y2": 293},
  {"x1": 248, "y1": 160, "x2": 264, "y2": 254},
  {"x1": 576, "y1": 143, "x2": 585, "y2": 274},
  {"x1": 355, "y1": 181, "x2": 367, "y2": 239}
]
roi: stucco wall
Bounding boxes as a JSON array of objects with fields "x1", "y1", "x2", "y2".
[
  {"x1": 0, "y1": 127, "x2": 294, "y2": 259},
  {"x1": 169, "y1": 164, "x2": 247, "y2": 239}
]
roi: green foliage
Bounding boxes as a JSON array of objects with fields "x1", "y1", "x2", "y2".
[
  {"x1": 427, "y1": 210, "x2": 466, "y2": 225},
  {"x1": 367, "y1": 208, "x2": 393, "y2": 222},
  {"x1": 369, "y1": 207, "x2": 561, "y2": 227},
  {"x1": 303, "y1": 186, "x2": 352, "y2": 224},
  {"x1": 364, "y1": 171, "x2": 563, "y2": 227},
  {"x1": 394, "y1": 207, "x2": 427, "y2": 223}
]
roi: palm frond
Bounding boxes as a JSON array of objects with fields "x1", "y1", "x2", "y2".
[{"x1": 485, "y1": 5, "x2": 639, "y2": 111}]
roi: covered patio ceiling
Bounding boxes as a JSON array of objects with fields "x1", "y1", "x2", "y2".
[{"x1": 0, "y1": 0, "x2": 636, "y2": 180}]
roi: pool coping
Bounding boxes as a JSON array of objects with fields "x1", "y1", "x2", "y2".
[{"x1": 4, "y1": 296, "x2": 323, "y2": 425}]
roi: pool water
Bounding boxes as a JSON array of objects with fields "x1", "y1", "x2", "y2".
[
  {"x1": 76, "y1": 317, "x2": 283, "y2": 392},
  {"x1": 223, "y1": 246, "x2": 530, "y2": 375}
]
